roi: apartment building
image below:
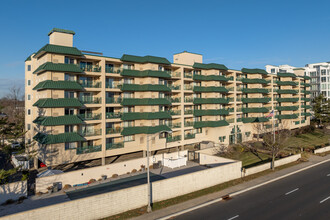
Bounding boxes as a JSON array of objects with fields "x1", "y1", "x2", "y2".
[{"x1": 25, "y1": 29, "x2": 311, "y2": 167}]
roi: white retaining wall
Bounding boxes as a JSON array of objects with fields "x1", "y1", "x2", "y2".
[
  {"x1": 36, "y1": 150, "x2": 187, "y2": 193},
  {"x1": 3, "y1": 160, "x2": 241, "y2": 220},
  {"x1": 243, "y1": 154, "x2": 301, "y2": 176},
  {"x1": 314, "y1": 146, "x2": 330, "y2": 154},
  {"x1": 199, "y1": 153, "x2": 236, "y2": 165},
  {"x1": 0, "y1": 181, "x2": 27, "y2": 204}
]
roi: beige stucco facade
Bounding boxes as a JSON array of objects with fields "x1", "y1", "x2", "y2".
[{"x1": 25, "y1": 29, "x2": 311, "y2": 167}]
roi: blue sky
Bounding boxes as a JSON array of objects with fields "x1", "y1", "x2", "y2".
[{"x1": 1, "y1": 0, "x2": 330, "y2": 97}]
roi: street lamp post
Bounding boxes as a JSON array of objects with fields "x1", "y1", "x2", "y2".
[{"x1": 146, "y1": 130, "x2": 172, "y2": 213}]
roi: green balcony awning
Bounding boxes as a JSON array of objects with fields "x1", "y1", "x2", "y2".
[
  {"x1": 242, "y1": 98, "x2": 271, "y2": 103},
  {"x1": 33, "y1": 80, "x2": 83, "y2": 91},
  {"x1": 193, "y1": 62, "x2": 228, "y2": 70},
  {"x1": 120, "y1": 54, "x2": 171, "y2": 65},
  {"x1": 242, "y1": 107, "x2": 269, "y2": 113},
  {"x1": 34, "y1": 44, "x2": 82, "y2": 59},
  {"x1": 121, "y1": 125, "x2": 171, "y2": 136},
  {"x1": 193, "y1": 120, "x2": 229, "y2": 128},
  {"x1": 240, "y1": 78, "x2": 269, "y2": 84},
  {"x1": 276, "y1": 81, "x2": 298, "y2": 86},
  {"x1": 193, "y1": 74, "x2": 230, "y2": 82},
  {"x1": 241, "y1": 68, "x2": 268, "y2": 75},
  {"x1": 193, "y1": 98, "x2": 229, "y2": 104},
  {"x1": 193, "y1": 109, "x2": 229, "y2": 116},
  {"x1": 120, "y1": 84, "x2": 171, "y2": 92},
  {"x1": 193, "y1": 86, "x2": 228, "y2": 93},
  {"x1": 276, "y1": 114, "x2": 298, "y2": 119},
  {"x1": 33, "y1": 62, "x2": 83, "y2": 74},
  {"x1": 121, "y1": 69, "x2": 171, "y2": 78},
  {"x1": 33, "y1": 115, "x2": 83, "y2": 126},
  {"x1": 33, "y1": 98, "x2": 83, "y2": 108},
  {"x1": 276, "y1": 106, "x2": 299, "y2": 111},
  {"x1": 33, "y1": 132, "x2": 85, "y2": 145},
  {"x1": 121, "y1": 112, "x2": 171, "y2": 120},
  {"x1": 242, "y1": 117, "x2": 269, "y2": 123},
  {"x1": 277, "y1": 98, "x2": 299, "y2": 102},
  {"x1": 277, "y1": 90, "x2": 298, "y2": 94},
  {"x1": 242, "y1": 88, "x2": 269, "y2": 94},
  {"x1": 121, "y1": 98, "x2": 171, "y2": 106},
  {"x1": 277, "y1": 72, "x2": 297, "y2": 78}
]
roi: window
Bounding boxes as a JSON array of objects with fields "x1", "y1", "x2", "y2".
[
  {"x1": 123, "y1": 92, "x2": 133, "y2": 98},
  {"x1": 219, "y1": 136, "x2": 226, "y2": 142},
  {"x1": 271, "y1": 68, "x2": 275, "y2": 73},
  {"x1": 65, "y1": 142, "x2": 76, "y2": 150},
  {"x1": 124, "y1": 135, "x2": 134, "y2": 142},
  {"x1": 123, "y1": 64, "x2": 133, "y2": 70},
  {"x1": 65, "y1": 108, "x2": 74, "y2": 115},
  {"x1": 27, "y1": 109, "x2": 31, "y2": 115},
  {"x1": 65, "y1": 125, "x2": 74, "y2": 133},
  {"x1": 27, "y1": 124, "x2": 31, "y2": 130},
  {"x1": 245, "y1": 132, "x2": 251, "y2": 137},
  {"x1": 65, "y1": 74, "x2": 75, "y2": 81},
  {"x1": 27, "y1": 80, "x2": 31, "y2": 86},
  {"x1": 158, "y1": 65, "x2": 164, "y2": 71},
  {"x1": 65, "y1": 57, "x2": 74, "y2": 64},
  {"x1": 65, "y1": 91, "x2": 75, "y2": 98},
  {"x1": 27, "y1": 65, "x2": 31, "y2": 71},
  {"x1": 124, "y1": 78, "x2": 133, "y2": 84},
  {"x1": 321, "y1": 69, "x2": 326, "y2": 75},
  {"x1": 27, "y1": 94, "x2": 31, "y2": 100},
  {"x1": 321, "y1": 77, "x2": 326, "y2": 82}
]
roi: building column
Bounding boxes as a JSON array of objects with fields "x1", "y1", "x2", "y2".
[{"x1": 101, "y1": 59, "x2": 106, "y2": 166}]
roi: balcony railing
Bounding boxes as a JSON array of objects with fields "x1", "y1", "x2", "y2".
[
  {"x1": 78, "y1": 113, "x2": 101, "y2": 120},
  {"x1": 106, "y1": 82, "x2": 122, "y2": 89},
  {"x1": 184, "y1": 109, "x2": 193, "y2": 115},
  {"x1": 79, "y1": 81, "x2": 101, "y2": 88},
  {"x1": 79, "y1": 64, "x2": 101, "y2": 72},
  {"x1": 106, "y1": 97, "x2": 122, "y2": 104},
  {"x1": 184, "y1": 72, "x2": 193, "y2": 78},
  {"x1": 227, "y1": 118, "x2": 235, "y2": 123},
  {"x1": 184, "y1": 121, "x2": 194, "y2": 127},
  {"x1": 169, "y1": 110, "x2": 181, "y2": 115},
  {"x1": 76, "y1": 145, "x2": 102, "y2": 154},
  {"x1": 185, "y1": 97, "x2": 194, "y2": 103},
  {"x1": 106, "y1": 127, "x2": 123, "y2": 134},
  {"x1": 79, "y1": 97, "x2": 101, "y2": 104},
  {"x1": 105, "y1": 67, "x2": 122, "y2": 74},
  {"x1": 169, "y1": 85, "x2": 181, "y2": 90},
  {"x1": 106, "y1": 142, "x2": 124, "y2": 150},
  {"x1": 168, "y1": 122, "x2": 181, "y2": 128},
  {"x1": 106, "y1": 112, "x2": 122, "y2": 119},
  {"x1": 79, "y1": 129, "x2": 102, "y2": 137},
  {"x1": 170, "y1": 72, "x2": 181, "y2": 78},
  {"x1": 171, "y1": 97, "x2": 181, "y2": 103},
  {"x1": 185, "y1": 133, "x2": 195, "y2": 140},
  {"x1": 166, "y1": 135, "x2": 181, "y2": 143},
  {"x1": 184, "y1": 84, "x2": 193, "y2": 90}
]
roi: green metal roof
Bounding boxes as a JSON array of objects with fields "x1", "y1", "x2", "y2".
[
  {"x1": 276, "y1": 81, "x2": 298, "y2": 86},
  {"x1": 121, "y1": 125, "x2": 171, "y2": 136},
  {"x1": 25, "y1": 54, "x2": 33, "y2": 62},
  {"x1": 121, "y1": 112, "x2": 171, "y2": 120},
  {"x1": 33, "y1": 62, "x2": 83, "y2": 74},
  {"x1": 241, "y1": 68, "x2": 268, "y2": 75},
  {"x1": 193, "y1": 86, "x2": 228, "y2": 93},
  {"x1": 33, "y1": 80, "x2": 83, "y2": 91},
  {"x1": 276, "y1": 114, "x2": 298, "y2": 120},
  {"x1": 33, "y1": 115, "x2": 83, "y2": 126},
  {"x1": 193, "y1": 109, "x2": 229, "y2": 116},
  {"x1": 242, "y1": 117, "x2": 269, "y2": 123},
  {"x1": 193, "y1": 120, "x2": 229, "y2": 128},
  {"x1": 193, "y1": 98, "x2": 229, "y2": 104},
  {"x1": 277, "y1": 98, "x2": 299, "y2": 102},
  {"x1": 242, "y1": 107, "x2": 269, "y2": 113},
  {"x1": 120, "y1": 54, "x2": 171, "y2": 65},
  {"x1": 120, "y1": 84, "x2": 171, "y2": 92},
  {"x1": 276, "y1": 106, "x2": 299, "y2": 111},
  {"x1": 48, "y1": 28, "x2": 75, "y2": 36},
  {"x1": 34, "y1": 44, "x2": 82, "y2": 58},
  {"x1": 33, "y1": 98, "x2": 83, "y2": 108},
  {"x1": 277, "y1": 72, "x2": 297, "y2": 78},
  {"x1": 121, "y1": 69, "x2": 171, "y2": 78},
  {"x1": 193, "y1": 74, "x2": 231, "y2": 82},
  {"x1": 240, "y1": 78, "x2": 269, "y2": 84},
  {"x1": 241, "y1": 88, "x2": 269, "y2": 94},
  {"x1": 121, "y1": 98, "x2": 171, "y2": 106},
  {"x1": 241, "y1": 98, "x2": 271, "y2": 103},
  {"x1": 33, "y1": 132, "x2": 84, "y2": 145},
  {"x1": 193, "y1": 62, "x2": 228, "y2": 71},
  {"x1": 277, "y1": 89, "x2": 298, "y2": 94}
]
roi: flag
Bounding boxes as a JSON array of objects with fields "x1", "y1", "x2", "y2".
[{"x1": 266, "y1": 110, "x2": 274, "y2": 118}]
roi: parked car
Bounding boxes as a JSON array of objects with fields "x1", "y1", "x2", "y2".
[{"x1": 11, "y1": 141, "x2": 20, "y2": 149}]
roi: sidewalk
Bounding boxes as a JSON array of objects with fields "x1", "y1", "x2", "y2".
[{"x1": 132, "y1": 154, "x2": 330, "y2": 220}]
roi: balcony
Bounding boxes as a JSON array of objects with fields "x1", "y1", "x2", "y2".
[
  {"x1": 121, "y1": 69, "x2": 171, "y2": 78},
  {"x1": 171, "y1": 97, "x2": 181, "y2": 103},
  {"x1": 79, "y1": 64, "x2": 101, "y2": 72},
  {"x1": 193, "y1": 120, "x2": 229, "y2": 128},
  {"x1": 184, "y1": 121, "x2": 194, "y2": 127},
  {"x1": 276, "y1": 114, "x2": 298, "y2": 120},
  {"x1": 276, "y1": 98, "x2": 299, "y2": 102},
  {"x1": 184, "y1": 72, "x2": 193, "y2": 78},
  {"x1": 106, "y1": 112, "x2": 122, "y2": 119},
  {"x1": 120, "y1": 84, "x2": 171, "y2": 92},
  {"x1": 193, "y1": 98, "x2": 229, "y2": 104},
  {"x1": 242, "y1": 117, "x2": 269, "y2": 123},
  {"x1": 79, "y1": 81, "x2": 101, "y2": 88},
  {"x1": 238, "y1": 78, "x2": 270, "y2": 84},
  {"x1": 78, "y1": 113, "x2": 101, "y2": 120},
  {"x1": 170, "y1": 72, "x2": 181, "y2": 78},
  {"x1": 275, "y1": 81, "x2": 298, "y2": 86},
  {"x1": 121, "y1": 98, "x2": 171, "y2": 106},
  {"x1": 193, "y1": 74, "x2": 231, "y2": 82},
  {"x1": 184, "y1": 97, "x2": 194, "y2": 103},
  {"x1": 168, "y1": 122, "x2": 181, "y2": 129},
  {"x1": 106, "y1": 127, "x2": 122, "y2": 134},
  {"x1": 166, "y1": 135, "x2": 181, "y2": 143},
  {"x1": 241, "y1": 98, "x2": 271, "y2": 103},
  {"x1": 193, "y1": 86, "x2": 228, "y2": 93},
  {"x1": 242, "y1": 107, "x2": 269, "y2": 113},
  {"x1": 185, "y1": 133, "x2": 195, "y2": 140},
  {"x1": 241, "y1": 88, "x2": 269, "y2": 94},
  {"x1": 184, "y1": 109, "x2": 193, "y2": 115},
  {"x1": 184, "y1": 84, "x2": 193, "y2": 90},
  {"x1": 169, "y1": 110, "x2": 181, "y2": 115},
  {"x1": 106, "y1": 142, "x2": 124, "y2": 150},
  {"x1": 105, "y1": 82, "x2": 122, "y2": 89},
  {"x1": 121, "y1": 111, "x2": 171, "y2": 120},
  {"x1": 277, "y1": 89, "x2": 298, "y2": 94},
  {"x1": 105, "y1": 67, "x2": 122, "y2": 74},
  {"x1": 79, "y1": 97, "x2": 101, "y2": 104},
  {"x1": 79, "y1": 129, "x2": 102, "y2": 137},
  {"x1": 76, "y1": 145, "x2": 102, "y2": 154},
  {"x1": 276, "y1": 106, "x2": 299, "y2": 111},
  {"x1": 106, "y1": 97, "x2": 122, "y2": 104},
  {"x1": 193, "y1": 109, "x2": 229, "y2": 116},
  {"x1": 169, "y1": 85, "x2": 181, "y2": 90}
]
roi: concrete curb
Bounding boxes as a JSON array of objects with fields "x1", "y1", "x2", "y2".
[{"x1": 157, "y1": 158, "x2": 330, "y2": 220}]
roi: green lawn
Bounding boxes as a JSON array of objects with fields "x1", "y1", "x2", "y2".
[
  {"x1": 286, "y1": 130, "x2": 330, "y2": 150},
  {"x1": 238, "y1": 152, "x2": 270, "y2": 168}
]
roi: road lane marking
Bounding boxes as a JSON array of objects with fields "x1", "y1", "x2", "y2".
[
  {"x1": 285, "y1": 188, "x2": 299, "y2": 195},
  {"x1": 320, "y1": 196, "x2": 330, "y2": 203},
  {"x1": 228, "y1": 215, "x2": 239, "y2": 220},
  {"x1": 326, "y1": 174, "x2": 330, "y2": 176}
]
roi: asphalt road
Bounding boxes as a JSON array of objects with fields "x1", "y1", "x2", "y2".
[{"x1": 175, "y1": 160, "x2": 330, "y2": 220}]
